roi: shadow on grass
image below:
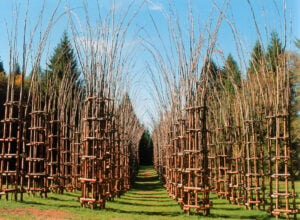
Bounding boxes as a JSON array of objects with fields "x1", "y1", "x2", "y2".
[
  {"x1": 120, "y1": 197, "x2": 172, "y2": 202},
  {"x1": 133, "y1": 181, "x2": 163, "y2": 191},
  {"x1": 46, "y1": 196, "x2": 77, "y2": 203},
  {"x1": 135, "y1": 176, "x2": 160, "y2": 182},
  {"x1": 21, "y1": 200, "x2": 79, "y2": 209},
  {"x1": 212, "y1": 206, "x2": 243, "y2": 211},
  {"x1": 103, "y1": 167, "x2": 184, "y2": 216},
  {"x1": 105, "y1": 207, "x2": 182, "y2": 217},
  {"x1": 21, "y1": 200, "x2": 45, "y2": 206},
  {"x1": 46, "y1": 196, "x2": 61, "y2": 201},
  {"x1": 208, "y1": 213, "x2": 270, "y2": 219},
  {"x1": 115, "y1": 200, "x2": 177, "y2": 207},
  {"x1": 125, "y1": 193, "x2": 166, "y2": 198},
  {"x1": 63, "y1": 192, "x2": 80, "y2": 198},
  {"x1": 124, "y1": 190, "x2": 165, "y2": 194}
]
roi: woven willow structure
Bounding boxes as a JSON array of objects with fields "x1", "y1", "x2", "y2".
[
  {"x1": 0, "y1": 70, "x2": 25, "y2": 201},
  {"x1": 150, "y1": 3, "x2": 298, "y2": 217},
  {"x1": 0, "y1": 1, "x2": 298, "y2": 219},
  {"x1": 26, "y1": 73, "x2": 48, "y2": 197},
  {"x1": 0, "y1": 68, "x2": 143, "y2": 209},
  {"x1": 152, "y1": 49, "x2": 298, "y2": 220},
  {"x1": 0, "y1": 0, "x2": 144, "y2": 211}
]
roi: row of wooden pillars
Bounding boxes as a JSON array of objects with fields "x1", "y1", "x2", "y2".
[
  {"x1": 0, "y1": 70, "x2": 143, "y2": 210},
  {"x1": 153, "y1": 91, "x2": 297, "y2": 219},
  {"x1": 153, "y1": 111, "x2": 297, "y2": 219}
]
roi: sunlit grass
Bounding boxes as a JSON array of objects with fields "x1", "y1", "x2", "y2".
[{"x1": 0, "y1": 166, "x2": 299, "y2": 219}]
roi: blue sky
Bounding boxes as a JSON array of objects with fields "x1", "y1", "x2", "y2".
[{"x1": 0, "y1": 0, "x2": 299, "y2": 129}]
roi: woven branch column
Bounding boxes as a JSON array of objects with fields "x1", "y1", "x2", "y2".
[
  {"x1": 80, "y1": 96, "x2": 108, "y2": 209},
  {"x1": 183, "y1": 105, "x2": 210, "y2": 216},
  {"x1": 71, "y1": 128, "x2": 81, "y2": 191},
  {"x1": 60, "y1": 109, "x2": 72, "y2": 192},
  {"x1": 168, "y1": 122, "x2": 177, "y2": 200},
  {"x1": 107, "y1": 117, "x2": 115, "y2": 199},
  {"x1": 26, "y1": 108, "x2": 48, "y2": 197},
  {"x1": 0, "y1": 100, "x2": 25, "y2": 201},
  {"x1": 70, "y1": 97, "x2": 82, "y2": 192},
  {"x1": 177, "y1": 118, "x2": 186, "y2": 207},
  {"x1": 215, "y1": 126, "x2": 230, "y2": 199},
  {"x1": 244, "y1": 120, "x2": 265, "y2": 210},
  {"x1": 207, "y1": 127, "x2": 217, "y2": 192},
  {"x1": 164, "y1": 128, "x2": 172, "y2": 193},
  {"x1": 47, "y1": 109, "x2": 60, "y2": 192},
  {"x1": 113, "y1": 121, "x2": 121, "y2": 197},
  {"x1": 267, "y1": 114, "x2": 297, "y2": 219},
  {"x1": 228, "y1": 125, "x2": 244, "y2": 205}
]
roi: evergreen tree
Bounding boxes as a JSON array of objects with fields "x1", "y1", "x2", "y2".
[
  {"x1": 248, "y1": 40, "x2": 264, "y2": 77},
  {"x1": 13, "y1": 63, "x2": 21, "y2": 75},
  {"x1": 296, "y1": 39, "x2": 300, "y2": 49},
  {"x1": 48, "y1": 32, "x2": 79, "y2": 81},
  {"x1": 266, "y1": 32, "x2": 284, "y2": 74},
  {"x1": 0, "y1": 58, "x2": 4, "y2": 73},
  {"x1": 201, "y1": 58, "x2": 219, "y2": 88},
  {"x1": 222, "y1": 54, "x2": 241, "y2": 95},
  {"x1": 139, "y1": 130, "x2": 153, "y2": 165}
]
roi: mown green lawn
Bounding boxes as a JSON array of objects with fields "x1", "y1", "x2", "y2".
[{"x1": 0, "y1": 166, "x2": 299, "y2": 219}]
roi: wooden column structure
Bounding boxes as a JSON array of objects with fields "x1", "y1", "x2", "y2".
[
  {"x1": 26, "y1": 73, "x2": 49, "y2": 197},
  {"x1": 0, "y1": 72, "x2": 25, "y2": 201},
  {"x1": 207, "y1": 127, "x2": 217, "y2": 192},
  {"x1": 244, "y1": 119, "x2": 265, "y2": 210},
  {"x1": 71, "y1": 127, "x2": 81, "y2": 191},
  {"x1": 183, "y1": 105, "x2": 210, "y2": 216},
  {"x1": 177, "y1": 118, "x2": 186, "y2": 207},
  {"x1": 228, "y1": 125, "x2": 243, "y2": 205},
  {"x1": 26, "y1": 108, "x2": 48, "y2": 196},
  {"x1": 59, "y1": 101, "x2": 72, "y2": 192},
  {"x1": 0, "y1": 101, "x2": 22, "y2": 200},
  {"x1": 80, "y1": 96, "x2": 108, "y2": 209},
  {"x1": 215, "y1": 126, "x2": 230, "y2": 200},
  {"x1": 47, "y1": 95, "x2": 60, "y2": 193},
  {"x1": 267, "y1": 113, "x2": 297, "y2": 218}
]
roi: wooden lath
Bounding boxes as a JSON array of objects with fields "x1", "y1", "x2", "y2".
[{"x1": 0, "y1": 70, "x2": 25, "y2": 201}]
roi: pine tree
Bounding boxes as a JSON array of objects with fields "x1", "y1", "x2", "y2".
[
  {"x1": 139, "y1": 129, "x2": 153, "y2": 165},
  {"x1": 0, "y1": 58, "x2": 4, "y2": 73},
  {"x1": 248, "y1": 40, "x2": 264, "y2": 77},
  {"x1": 222, "y1": 54, "x2": 241, "y2": 95},
  {"x1": 296, "y1": 39, "x2": 300, "y2": 49},
  {"x1": 13, "y1": 63, "x2": 21, "y2": 75},
  {"x1": 48, "y1": 32, "x2": 79, "y2": 81},
  {"x1": 201, "y1": 59, "x2": 219, "y2": 88},
  {"x1": 266, "y1": 32, "x2": 284, "y2": 74}
]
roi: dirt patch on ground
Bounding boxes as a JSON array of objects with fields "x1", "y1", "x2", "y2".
[{"x1": 0, "y1": 207, "x2": 74, "y2": 219}]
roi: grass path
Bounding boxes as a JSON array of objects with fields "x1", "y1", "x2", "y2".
[{"x1": 0, "y1": 166, "x2": 299, "y2": 219}]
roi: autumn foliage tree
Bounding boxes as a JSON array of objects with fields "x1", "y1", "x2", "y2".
[{"x1": 0, "y1": 59, "x2": 6, "y2": 128}]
